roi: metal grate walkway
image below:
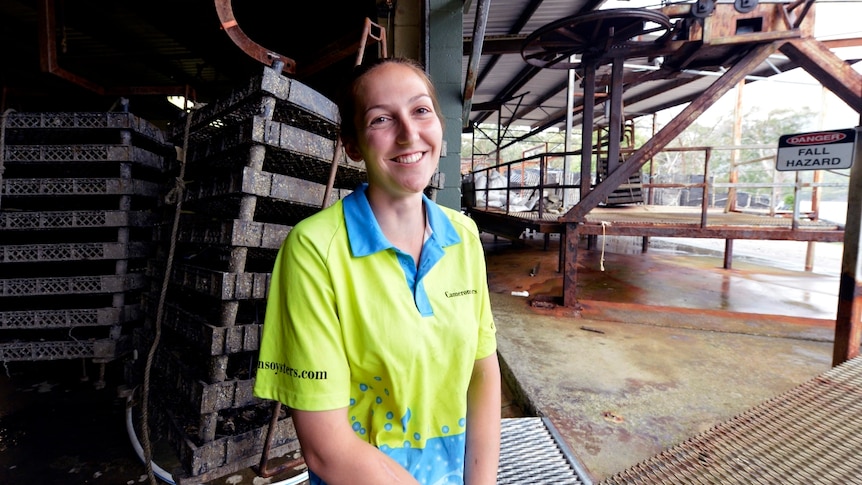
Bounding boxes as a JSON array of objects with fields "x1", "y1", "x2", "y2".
[
  {"x1": 499, "y1": 417, "x2": 594, "y2": 484},
  {"x1": 599, "y1": 356, "x2": 862, "y2": 484}
]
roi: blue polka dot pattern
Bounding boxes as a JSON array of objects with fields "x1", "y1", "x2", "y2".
[{"x1": 342, "y1": 376, "x2": 470, "y2": 485}]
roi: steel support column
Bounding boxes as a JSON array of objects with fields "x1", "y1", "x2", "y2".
[
  {"x1": 724, "y1": 239, "x2": 733, "y2": 269},
  {"x1": 563, "y1": 222, "x2": 581, "y2": 307},
  {"x1": 834, "y1": 127, "x2": 862, "y2": 366},
  {"x1": 463, "y1": 0, "x2": 492, "y2": 127},
  {"x1": 606, "y1": 56, "x2": 625, "y2": 175},
  {"x1": 580, "y1": 64, "x2": 596, "y2": 202}
]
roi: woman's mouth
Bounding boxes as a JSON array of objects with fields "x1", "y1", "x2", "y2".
[{"x1": 393, "y1": 152, "x2": 423, "y2": 164}]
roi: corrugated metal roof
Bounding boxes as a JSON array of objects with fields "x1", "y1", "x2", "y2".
[
  {"x1": 462, "y1": 0, "x2": 603, "y2": 131},
  {"x1": 462, "y1": 0, "x2": 862, "y2": 142}
]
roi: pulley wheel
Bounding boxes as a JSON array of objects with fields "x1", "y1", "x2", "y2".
[{"x1": 521, "y1": 8, "x2": 673, "y2": 69}]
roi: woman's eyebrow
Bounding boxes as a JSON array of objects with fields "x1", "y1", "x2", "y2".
[{"x1": 365, "y1": 93, "x2": 433, "y2": 113}]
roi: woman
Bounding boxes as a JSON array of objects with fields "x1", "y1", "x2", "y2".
[{"x1": 254, "y1": 57, "x2": 501, "y2": 485}]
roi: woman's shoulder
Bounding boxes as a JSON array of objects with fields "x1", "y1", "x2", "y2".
[{"x1": 288, "y1": 199, "x2": 347, "y2": 241}]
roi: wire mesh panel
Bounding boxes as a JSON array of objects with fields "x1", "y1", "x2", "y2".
[
  {"x1": 0, "y1": 110, "x2": 169, "y2": 363},
  {"x1": 599, "y1": 356, "x2": 862, "y2": 485},
  {"x1": 2, "y1": 112, "x2": 167, "y2": 145}
]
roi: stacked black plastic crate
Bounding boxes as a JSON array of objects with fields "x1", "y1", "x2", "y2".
[
  {"x1": 0, "y1": 109, "x2": 170, "y2": 386},
  {"x1": 142, "y1": 65, "x2": 366, "y2": 483}
]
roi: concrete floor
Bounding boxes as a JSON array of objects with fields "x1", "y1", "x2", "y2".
[
  {"x1": 485, "y1": 234, "x2": 840, "y2": 482},
  {"x1": 0, "y1": 233, "x2": 844, "y2": 484}
]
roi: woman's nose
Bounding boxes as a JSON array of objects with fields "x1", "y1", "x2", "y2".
[{"x1": 396, "y1": 118, "x2": 419, "y2": 144}]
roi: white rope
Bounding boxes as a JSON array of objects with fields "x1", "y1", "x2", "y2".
[{"x1": 600, "y1": 221, "x2": 611, "y2": 271}]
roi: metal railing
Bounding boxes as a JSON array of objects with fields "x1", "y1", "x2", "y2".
[
  {"x1": 464, "y1": 145, "x2": 849, "y2": 228},
  {"x1": 464, "y1": 150, "x2": 583, "y2": 220}
]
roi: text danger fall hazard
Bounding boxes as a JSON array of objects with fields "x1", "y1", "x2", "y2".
[{"x1": 776, "y1": 128, "x2": 857, "y2": 172}]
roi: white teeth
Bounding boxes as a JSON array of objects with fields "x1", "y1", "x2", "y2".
[{"x1": 394, "y1": 152, "x2": 422, "y2": 164}]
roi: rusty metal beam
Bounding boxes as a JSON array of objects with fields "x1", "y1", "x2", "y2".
[
  {"x1": 214, "y1": 0, "x2": 296, "y2": 75},
  {"x1": 563, "y1": 41, "x2": 780, "y2": 222},
  {"x1": 779, "y1": 37, "x2": 862, "y2": 114},
  {"x1": 299, "y1": 19, "x2": 387, "y2": 79},
  {"x1": 820, "y1": 37, "x2": 862, "y2": 50},
  {"x1": 37, "y1": 0, "x2": 105, "y2": 96},
  {"x1": 575, "y1": 224, "x2": 844, "y2": 242},
  {"x1": 38, "y1": 0, "x2": 193, "y2": 98}
]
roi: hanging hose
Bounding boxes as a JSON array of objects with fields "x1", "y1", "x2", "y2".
[
  {"x1": 126, "y1": 394, "x2": 308, "y2": 485},
  {"x1": 125, "y1": 395, "x2": 176, "y2": 484}
]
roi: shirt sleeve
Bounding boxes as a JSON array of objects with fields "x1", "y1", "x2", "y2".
[{"x1": 253, "y1": 225, "x2": 351, "y2": 411}]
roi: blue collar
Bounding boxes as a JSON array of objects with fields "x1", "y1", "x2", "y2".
[{"x1": 343, "y1": 183, "x2": 461, "y2": 257}]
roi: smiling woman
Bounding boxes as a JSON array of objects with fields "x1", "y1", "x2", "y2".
[{"x1": 253, "y1": 57, "x2": 502, "y2": 485}]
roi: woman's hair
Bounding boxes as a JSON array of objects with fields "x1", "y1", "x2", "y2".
[{"x1": 336, "y1": 57, "x2": 445, "y2": 147}]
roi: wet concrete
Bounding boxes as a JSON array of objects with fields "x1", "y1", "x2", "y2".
[
  {"x1": 0, "y1": 233, "x2": 844, "y2": 484},
  {"x1": 486, "y1": 234, "x2": 838, "y2": 481},
  {"x1": 486, "y1": 234, "x2": 842, "y2": 321},
  {"x1": 0, "y1": 360, "x2": 151, "y2": 485}
]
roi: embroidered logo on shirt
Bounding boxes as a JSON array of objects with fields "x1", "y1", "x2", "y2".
[{"x1": 444, "y1": 289, "x2": 477, "y2": 298}]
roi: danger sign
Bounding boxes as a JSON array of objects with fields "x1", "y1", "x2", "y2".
[{"x1": 776, "y1": 128, "x2": 857, "y2": 171}]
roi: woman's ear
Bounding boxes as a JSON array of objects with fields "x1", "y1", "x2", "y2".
[{"x1": 343, "y1": 140, "x2": 363, "y2": 162}]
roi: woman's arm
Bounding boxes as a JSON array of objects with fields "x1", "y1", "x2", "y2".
[
  {"x1": 292, "y1": 407, "x2": 420, "y2": 485},
  {"x1": 464, "y1": 352, "x2": 502, "y2": 485}
]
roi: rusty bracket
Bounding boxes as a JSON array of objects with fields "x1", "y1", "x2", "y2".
[
  {"x1": 214, "y1": 0, "x2": 296, "y2": 75},
  {"x1": 357, "y1": 17, "x2": 388, "y2": 62}
]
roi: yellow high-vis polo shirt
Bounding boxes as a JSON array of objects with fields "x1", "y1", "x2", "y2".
[{"x1": 254, "y1": 183, "x2": 497, "y2": 485}]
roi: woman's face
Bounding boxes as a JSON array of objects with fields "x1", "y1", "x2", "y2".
[{"x1": 346, "y1": 62, "x2": 443, "y2": 199}]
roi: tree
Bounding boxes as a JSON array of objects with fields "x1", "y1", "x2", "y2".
[{"x1": 642, "y1": 104, "x2": 844, "y2": 208}]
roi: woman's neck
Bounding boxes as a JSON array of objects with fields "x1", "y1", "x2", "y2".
[{"x1": 367, "y1": 188, "x2": 426, "y2": 266}]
